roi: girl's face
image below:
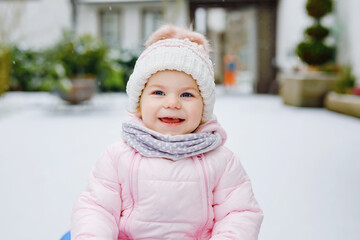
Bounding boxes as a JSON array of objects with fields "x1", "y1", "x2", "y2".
[{"x1": 139, "y1": 70, "x2": 204, "y2": 135}]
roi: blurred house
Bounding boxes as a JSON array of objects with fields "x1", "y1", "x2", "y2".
[
  {"x1": 1, "y1": 0, "x2": 359, "y2": 92},
  {"x1": 76, "y1": 0, "x2": 189, "y2": 50}
]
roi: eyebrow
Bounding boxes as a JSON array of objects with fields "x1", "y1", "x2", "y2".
[
  {"x1": 146, "y1": 84, "x2": 164, "y2": 89},
  {"x1": 180, "y1": 86, "x2": 199, "y2": 92},
  {"x1": 146, "y1": 84, "x2": 199, "y2": 92}
]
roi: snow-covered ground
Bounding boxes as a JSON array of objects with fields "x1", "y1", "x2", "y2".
[{"x1": 1, "y1": 91, "x2": 359, "y2": 240}]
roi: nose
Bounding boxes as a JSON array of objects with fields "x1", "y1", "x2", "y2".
[{"x1": 163, "y1": 94, "x2": 181, "y2": 109}]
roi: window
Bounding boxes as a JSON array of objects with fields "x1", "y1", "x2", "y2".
[
  {"x1": 100, "y1": 9, "x2": 121, "y2": 48},
  {"x1": 142, "y1": 9, "x2": 163, "y2": 43}
]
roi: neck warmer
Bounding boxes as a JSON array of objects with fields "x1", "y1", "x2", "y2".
[{"x1": 122, "y1": 121, "x2": 222, "y2": 160}]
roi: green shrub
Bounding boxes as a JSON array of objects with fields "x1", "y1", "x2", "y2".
[
  {"x1": 305, "y1": 24, "x2": 330, "y2": 40},
  {"x1": 306, "y1": 0, "x2": 333, "y2": 19},
  {"x1": 10, "y1": 46, "x2": 64, "y2": 91},
  {"x1": 296, "y1": 0, "x2": 335, "y2": 66},
  {"x1": 296, "y1": 40, "x2": 335, "y2": 66},
  {"x1": 333, "y1": 65, "x2": 356, "y2": 94},
  {"x1": 97, "y1": 58, "x2": 125, "y2": 92},
  {"x1": 96, "y1": 49, "x2": 138, "y2": 92},
  {"x1": 115, "y1": 50, "x2": 138, "y2": 88},
  {"x1": 0, "y1": 46, "x2": 12, "y2": 95},
  {"x1": 53, "y1": 31, "x2": 108, "y2": 78},
  {"x1": 6, "y1": 31, "x2": 137, "y2": 92}
]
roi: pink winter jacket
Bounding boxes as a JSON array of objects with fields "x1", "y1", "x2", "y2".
[{"x1": 71, "y1": 119, "x2": 263, "y2": 239}]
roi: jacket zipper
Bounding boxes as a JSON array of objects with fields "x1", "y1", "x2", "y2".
[
  {"x1": 196, "y1": 154, "x2": 210, "y2": 240},
  {"x1": 120, "y1": 152, "x2": 138, "y2": 238}
]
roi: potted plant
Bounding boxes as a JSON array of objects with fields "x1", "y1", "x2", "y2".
[
  {"x1": 279, "y1": 0, "x2": 338, "y2": 107},
  {"x1": 325, "y1": 65, "x2": 360, "y2": 118},
  {"x1": 53, "y1": 31, "x2": 108, "y2": 104}
]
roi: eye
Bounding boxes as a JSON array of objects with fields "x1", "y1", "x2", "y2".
[
  {"x1": 152, "y1": 90, "x2": 164, "y2": 96},
  {"x1": 181, "y1": 92, "x2": 193, "y2": 97}
]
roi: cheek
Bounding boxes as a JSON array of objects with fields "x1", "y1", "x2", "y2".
[
  {"x1": 189, "y1": 101, "x2": 204, "y2": 121},
  {"x1": 198, "y1": 104, "x2": 204, "y2": 120},
  {"x1": 197, "y1": 100, "x2": 204, "y2": 114},
  {"x1": 140, "y1": 99, "x2": 157, "y2": 120},
  {"x1": 138, "y1": 96, "x2": 146, "y2": 119}
]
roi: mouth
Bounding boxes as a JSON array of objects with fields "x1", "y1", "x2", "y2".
[{"x1": 159, "y1": 117, "x2": 185, "y2": 125}]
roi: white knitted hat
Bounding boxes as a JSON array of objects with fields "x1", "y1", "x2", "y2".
[{"x1": 126, "y1": 27, "x2": 216, "y2": 123}]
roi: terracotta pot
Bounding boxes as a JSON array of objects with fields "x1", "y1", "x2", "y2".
[{"x1": 58, "y1": 76, "x2": 97, "y2": 104}]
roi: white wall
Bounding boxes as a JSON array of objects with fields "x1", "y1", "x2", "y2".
[
  {"x1": 0, "y1": 0, "x2": 71, "y2": 49},
  {"x1": 122, "y1": 4, "x2": 141, "y2": 50},
  {"x1": 335, "y1": 0, "x2": 360, "y2": 85},
  {"x1": 77, "y1": 4, "x2": 99, "y2": 37},
  {"x1": 275, "y1": 0, "x2": 310, "y2": 72},
  {"x1": 163, "y1": 0, "x2": 188, "y2": 28}
]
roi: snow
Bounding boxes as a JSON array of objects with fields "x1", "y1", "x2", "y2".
[{"x1": 0, "y1": 90, "x2": 359, "y2": 240}]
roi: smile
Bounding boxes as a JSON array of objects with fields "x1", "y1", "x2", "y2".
[{"x1": 159, "y1": 117, "x2": 185, "y2": 125}]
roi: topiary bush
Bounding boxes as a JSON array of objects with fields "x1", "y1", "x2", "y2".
[
  {"x1": 306, "y1": 0, "x2": 333, "y2": 18},
  {"x1": 296, "y1": 0, "x2": 335, "y2": 66},
  {"x1": 305, "y1": 24, "x2": 329, "y2": 40}
]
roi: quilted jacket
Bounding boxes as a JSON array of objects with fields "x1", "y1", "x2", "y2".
[{"x1": 71, "y1": 119, "x2": 263, "y2": 239}]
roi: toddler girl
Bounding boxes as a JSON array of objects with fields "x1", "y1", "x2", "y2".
[{"x1": 71, "y1": 25, "x2": 263, "y2": 239}]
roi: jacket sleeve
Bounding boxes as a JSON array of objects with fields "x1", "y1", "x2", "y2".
[
  {"x1": 210, "y1": 153, "x2": 263, "y2": 240},
  {"x1": 71, "y1": 148, "x2": 122, "y2": 240}
]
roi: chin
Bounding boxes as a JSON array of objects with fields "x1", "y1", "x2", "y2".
[
  {"x1": 157, "y1": 128, "x2": 187, "y2": 136},
  {"x1": 160, "y1": 130, "x2": 183, "y2": 136}
]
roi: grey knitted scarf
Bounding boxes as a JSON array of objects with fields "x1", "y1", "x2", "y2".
[{"x1": 122, "y1": 122, "x2": 222, "y2": 160}]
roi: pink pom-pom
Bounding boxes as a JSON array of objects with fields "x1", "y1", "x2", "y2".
[{"x1": 145, "y1": 24, "x2": 210, "y2": 54}]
